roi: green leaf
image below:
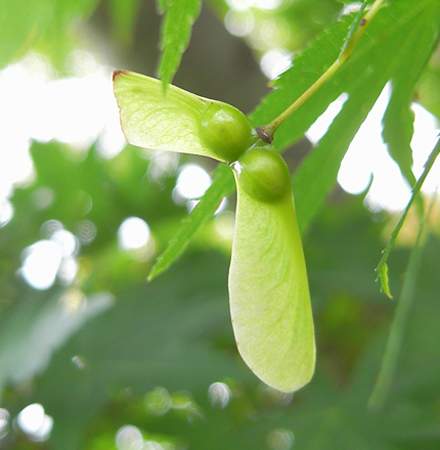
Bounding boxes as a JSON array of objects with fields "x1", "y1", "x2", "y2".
[
  {"x1": 295, "y1": 0, "x2": 440, "y2": 232},
  {"x1": 0, "y1": 0, "x2": 55, "y2": 68},
  {"x1": 0, "y1": 0, "x2": 100, "y2": 69},
  {"x1": 377, "y1": 262, "x2": 392, "y2": 298},
  {"x1": 375, "y1": 137, "x2": 440, "y2": 294},
  {"x1": 250, "y1": 0, "x2": 440, "y2": 233},
  {"x1": 148, "y1": 163, "x2": 235, "y2": 281},
  {"x1": 34, "y1": 252, "x2": 249, "y2": 449},
  {"x1": 157, "y1": 0, "x2": 202, "y2": 87},
  {"x1": 113, "y1": 70, "x2": 254, "y2": 163},
  {"x1": 369, "y1": 195, "x2": 435, "y2": 411},
  {"x1": 109, "y1": 0, "x2": 140, "y2": 45},
  {"x1": 229, "y1": 145, "x2": 315, "y2": 392},
  {"x1": 335, "y1": 0, "x2": 370, "y2": 4},
  {"x1": 0, "y1": 288, "x2": 111, "y2": 394},
  {"x1": 381, "y1": 8, "x2": 439, "y2": 187}
]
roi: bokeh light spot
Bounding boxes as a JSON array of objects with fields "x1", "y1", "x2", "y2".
[
  {"x1": 31, "y1": 187, "x2": 54, "y2": 210},
  {"x1": 208, "y1": 382, "x2": 232, "y2": 408},
  {"x1": 118, "y1": 217, "x2": 151, "y2": 251},
  {"x1": 173, "y1": 164, "x2": 211, "y2": 203},
  {"x1": 16, "y1": 404, "x2": 53, "y2": 442},
  {"x1": 40, "y1": 219, "x2": 63, "y2": 238},
  {"x1": 225, "y1": 10, "x2": 255, "y2": 37},
  {"x1": 60, "y1": 288, "x2": 87, "y2": 314},
  {"x1": 51, "y1": 229, "x2": 79, "y2": 257},
  {"x1": 74, "y1": 220, "x2": 97, "y2": 245},
  {"x1": 144, "y1": 387, "x2": 172, "y2": 416},
  {"x1": 260, "y1": 48, "x2": 292, "y2": 80},
  {"x1": 71, "y1": 355, "x2": 89, "y2": 371},
  {"x1": 306, "y1": 93, "x2": 349, "y2": 144},
  {"x1": 115, "y1": 425, "x2": 144, "y2": 450},
  {"x1": 20, "y1": 240, "x2": 63, "y2": 290},
  {"x1": 266, "y1": 428, "x2": 294, "y2": 450},
  {"x1": 0, "y1": 408, "x2": 9, "y2": 439},
  {"x1": 0, "y1": 200, "x2": 13, "y2": 227}
]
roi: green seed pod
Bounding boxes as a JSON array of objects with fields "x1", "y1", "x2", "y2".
[
  {"x1": 114, "y1": 70, "x2": 316, "y2": 392},
  {"x1": 236, "y1": 144, "x2": 291, "y2": 202},
  {"x1": 230, "y1": 147, "x2": 315, "y2": 392},
  {"x1": 113, "y1": 70, "x2": 255, "y2": 163},
  {"x1": 198, "y1": 102, "x2": 255, "y2": 163}
]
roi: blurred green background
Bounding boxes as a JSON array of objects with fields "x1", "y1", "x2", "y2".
[{"x1": 1, "y1": 0, "x2": 440, "y2": 449}]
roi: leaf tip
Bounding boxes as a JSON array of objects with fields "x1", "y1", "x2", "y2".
[
  {"x1": 112, "y1": 69, "x2": 129, "y2": 82},
  {"x1": 378, "y1": 262, "x2": 393, "y2": 298},
  {"x1": 146, "y1": 266, "x2": 159, "y2": 283}
]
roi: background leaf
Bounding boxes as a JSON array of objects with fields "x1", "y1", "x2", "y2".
[
  {"x1": 108, "y1": 0, "x2": 141, "y2": 45},
  {"x1": 157, "y1": 0, "x2": 202, "y2": 87},
  {"x1": 250, "y1": 0, "x2": 440, "y2": 232},
  {"x1": 1, "y1": 0, "x2": 440, "y2": 449},
  {"x1": 0, "y1": 288, "x2": 111, "y2": 395},
  {"x1": 0, "y1": 0, "x2": 100, "y2": 70},
  {"x1": 148, "y1": 163, "x2": 234, "y2": 280},
  {"x1": 0, "y1": 0, "x2": 55, "y2": 69},
  {"x1": 381, "y1": 9, "x2": 440, "y2": 187}
]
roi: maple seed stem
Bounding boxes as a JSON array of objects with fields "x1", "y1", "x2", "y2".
[{"x1": 257, "y1": 0, "x2": 385, "y2": 143}]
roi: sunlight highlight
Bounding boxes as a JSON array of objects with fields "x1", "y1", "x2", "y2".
[
  {"x1": 115, "y1": 425, "x2": 144, "y2": 450},
  {"x1": 0, "y1": 51, "x2": 125, "y2": 208},
  {"x1": 266, "y1": 428, "x2": 294, "y2": 450},
  {"x1": 19, "y1": 224, "x2": 79, "y2": 290},
  {"x1": 16, "y1": 404, "x2": 53, "y2": 442},
  {"x1": 260, "y1": 48, "x2": 292, "y2": 79},
  {"x1": 173, "y1": 163, "x2": 212, "y2": 205},
  {"x1": 307, "y1": 82, "x2": 440, "y2": 212},
  {"x1": 306, "y1": 92, "x2": 349, "y2": 144},
  {"x1": 20, "y1": 241, "x2": 63, "y2": 290},
  {"x1": 0, "y1": 409, "x2": 9, "y2": 439},
  {"x1": 226, "y1": 0, "x2": 283, "y2": 11},
  {"x1": 118, "y1": 217, "x2": 151, "y2": 250},
  {"x1": 208, "y1": 382, "x2": 232, "y2": 408}
]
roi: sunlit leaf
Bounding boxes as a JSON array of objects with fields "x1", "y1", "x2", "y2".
[
  {"x1": 113, "y1": 70, "x2": 254, "y2": 163},
  {"x1": 229, "y1": 144, "x2": 315, "y2": 392},
  {"x1": 250, "y1": 0, "x2": 440, "y2": 233},
  {"x1": 381, "y1": 7, "x2": 439, "y2": 187},
  {"x1": 157, "y1": 0, "x2": 202, "y2": 87}
]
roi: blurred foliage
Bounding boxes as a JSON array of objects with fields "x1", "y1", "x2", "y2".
[
  {"x1": 1, "y1": 0, "x2": 440, "y2": 450},
  {"x1": 156, "y1": 0, "x2": 202, "y2": 87}
]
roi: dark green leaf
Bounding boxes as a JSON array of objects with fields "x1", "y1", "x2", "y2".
[
  {"x1": 250, "y1": 0, "x2": 440, "y2": 233},
  {"x1": 34, "y1": 252, "x2": 248, "y2": 449},
  {"x1": 0, "y1": 288, "x2": 111, "y2": 394},
  {"x1": 369, "y1": 196, "x2": 435, "y2": 411},
  {"x1": 381, "y1": 10, "x2": 439, "y2": 187}
]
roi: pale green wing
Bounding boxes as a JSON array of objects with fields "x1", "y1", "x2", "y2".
[
  {"x1": 229, "y1": 173, "x2": 315, "y2": 392},
  {"x1": 113, "y1": 70, "x2": 255, "y2": 162},
  {"x1": 113, "y1": 70, "x2": 217, "y2": 159}
]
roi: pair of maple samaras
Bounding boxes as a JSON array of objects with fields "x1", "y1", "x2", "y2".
[{"x1": 113, "y1": 70, "x2": 315, "y2": 393}]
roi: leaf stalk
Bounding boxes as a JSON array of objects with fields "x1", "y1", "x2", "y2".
[{"x1": 256, "y1": 0, "x2": 385, "y2": 143}]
